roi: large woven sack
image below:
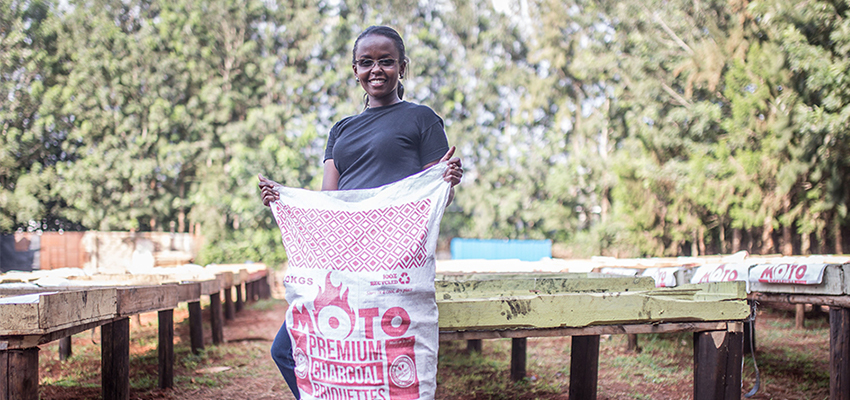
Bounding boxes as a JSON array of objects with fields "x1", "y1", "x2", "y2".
[{"x1": 270, "y1": 164, "x2": 451, "y2": 400}]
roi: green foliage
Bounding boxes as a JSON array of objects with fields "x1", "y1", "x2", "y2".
[{"x1": 4, "y1": 0, "x2": 850, "y2": 260}]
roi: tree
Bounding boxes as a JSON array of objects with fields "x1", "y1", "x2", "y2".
[{"x1": 0, "y1": 0, "x2": 72, "y2": 232}]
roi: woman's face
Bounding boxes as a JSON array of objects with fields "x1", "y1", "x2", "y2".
[{"x1": 353, "y1": 34, "x2": 406, "y2": 108}]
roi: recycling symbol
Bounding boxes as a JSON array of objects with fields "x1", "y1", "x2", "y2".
[{"x1": 398, "y1": 272, "x2": 411, "y2": 284}]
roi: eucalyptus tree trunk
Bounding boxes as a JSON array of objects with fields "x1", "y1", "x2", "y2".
[
  {"x1": 761, "y1": 217, "x2": 775, "y2": 255},
  {"x1": 782, "y1": 194, "x2": 793, "y2": 256}
]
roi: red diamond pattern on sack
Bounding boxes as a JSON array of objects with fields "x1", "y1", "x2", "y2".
[{"x1": 274, "y1": 200, "x2": 431, "y2": 272}]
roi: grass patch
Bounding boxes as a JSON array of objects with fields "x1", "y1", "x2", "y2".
[
  {"x1": 436, "y1": 339, "x2": 563, "y2": 400},
  {"x1": 130, "y1": 373, "x2": 158, "y2": 390},
  {"x1": 247, "y1": 298, "x2": 279, "y2": 312},
  {"x1": 608, "y1": 333, "x2": 691, "y2": 386}
]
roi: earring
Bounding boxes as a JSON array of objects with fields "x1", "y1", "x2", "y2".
[
  {"x1": 355, "y1": 77, "x2": 360, "y2": 82},
  {"x1": 399, "y1": 74, "x2": 404, "y2": 79}
]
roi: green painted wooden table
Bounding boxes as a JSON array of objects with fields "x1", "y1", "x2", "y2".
[{"x1": 436, "y1": 273, "x2": 750, "y2": 400}]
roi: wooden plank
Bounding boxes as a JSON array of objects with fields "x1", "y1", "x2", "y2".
[
  {"x1": 245, "y1": 269, "x2": 268, "y2": 284},
  {"x1": 749, "y1": 292, "x2": 850, "y2": 308},
  {"x1": 0, "y1": 348, "x2": 38, "y2": 400},
  {"x1": 70, "y1": 274, "x2": 177, "y2": 285},
  {"x1": 157, "y1": 310, "x2": 174, "y2": 389},
  {"x1": 0, "y1": 303, "x2": 38, "y2": 333},
  {"x1": 2, "y1": 320, "x2": 102, "y2": 350},
  {"x1": 437, "y1": 284, "x2": 749, "y2": 331},
  {"x1": 436, "y1": 273, "x2": 656, "y2": 300},
  {"x1": 438, "y1": 321, "x2": 730, "y2": 341},
  {"x1": 510, "y1": 338, "x2": 526, "y2": 382},
  {"x1": 175, "y1": 282, "x2": 201, "y2": 303},
  {"x1": 570, "y1": 335, "x2": 599, "y2": 400},
  {"x1": 69, "y1": 274, "x2": 220, "y2": 294},
  {"x1": 102, "y1": 318, "x2": 130, "y2": 400},
  {"x1": 218, "y1": 271, "x2": 234, "y2": 289},
  {"x1": 199, "y1": 278, "x2": 220, "y2": 296},
  {"x1": 39, "y1": 289, "x2": 118, "y2": 331},
  {"x1": 0, "y1": 289, "x2": 118, "y2": 336},
  {"x1": 1, "y1": 277, "x2": 209, "y2": 306},
  {"x1": 831, "y1": 307, "x2": 850, "y2": 400},
  {"x1": 115, "y1": 286, "x2": 177, "y2": 317}
]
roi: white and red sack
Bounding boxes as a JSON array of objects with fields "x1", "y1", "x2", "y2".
[{"x1": 270, "y1": 164, "x2": 451, "y2": 400}]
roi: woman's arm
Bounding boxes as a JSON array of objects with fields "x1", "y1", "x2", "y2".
[
  {"x1": 425, "y1": 146, "x2": 463, "y2": 205},
  {"x1": 322, "y1": 159, "x2": 340, "y2": 191}
]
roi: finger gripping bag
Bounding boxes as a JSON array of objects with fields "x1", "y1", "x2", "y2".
[{"x1": 270, "y1": 163, "x2": 451, "y2": 400}]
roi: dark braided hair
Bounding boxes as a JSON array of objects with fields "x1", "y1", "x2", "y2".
[{"x1": 353, "y1": 26, "x2": 406, "y2": 109}]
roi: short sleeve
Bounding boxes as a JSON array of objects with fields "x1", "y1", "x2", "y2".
[
  {"x1": 324, "y1": 122, "x2": 340, "y2": 162},
  {"x1": 418, "y1": 119, "x2": 449, "y2": 168}
]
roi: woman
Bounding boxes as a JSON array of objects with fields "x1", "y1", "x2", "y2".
[{"x1": 259, "y1": 25, "x2": 462, "y2": 399}]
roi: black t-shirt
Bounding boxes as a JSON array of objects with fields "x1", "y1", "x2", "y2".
[{"x1": 324, "y1": 101, "x2": 449, "y2": 190}]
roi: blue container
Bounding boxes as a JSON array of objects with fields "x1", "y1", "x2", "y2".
[{"x1": 450, "y1": 238, "x2": 552, "y2": 261}]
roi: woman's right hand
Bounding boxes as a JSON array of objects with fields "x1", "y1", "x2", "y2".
[{"x1": 258, "y1": 174, "x2": 281, "y2": 207}]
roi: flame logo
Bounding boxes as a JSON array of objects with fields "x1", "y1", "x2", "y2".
[{"x1": 313, "y1": 272, "x2": 356, "y2": 339}]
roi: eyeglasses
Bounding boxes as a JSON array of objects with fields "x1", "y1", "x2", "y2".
[{"x1": 354, "y1": 58, "x2": 397, "y2": 69}]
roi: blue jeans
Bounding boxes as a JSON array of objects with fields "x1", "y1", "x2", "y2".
[{"x1": 271, "y1": 321, "x2": 300, "y2": 399}]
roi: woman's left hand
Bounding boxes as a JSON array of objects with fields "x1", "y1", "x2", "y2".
[
  {"x1": 439, "y1": 146, "x2": 463, "y2": 187},
  {"x1": 258, "y1": 174, "x2": 281, "y2": 207}
]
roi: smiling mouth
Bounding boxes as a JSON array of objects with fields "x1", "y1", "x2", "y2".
[{"x1": 369, "y1": 79, "x2": 387, "y2": 85}]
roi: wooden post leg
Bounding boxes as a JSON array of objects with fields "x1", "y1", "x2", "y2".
[
  {"x1": 510, "y1": 338, "x2": 526, "y2": 382},
  {"x1": 102, "y1": 318, "x2": 130, "y2": 400},
  {"x1": 796, "y1": 304, "x2": 806, "y2": 330},
  {"x1": 724, "y1": 329, "x2": 743, "y2": 400},
  {"x1": 59, "y1": 336, "x2": 72, "y2": 360},
  {"x1": 830, "y1": 307, "x2": 850, "y2": 400},
  {"x1": 1, "y1": 348, "x2": 39, "y2": 400},
  {"x1": 210, "y1": 292, "x2": 225, "y2": 345},
  {"x1": 224, "y1": 288, "x2": 235, "y2": 321},
  {"x1": 694, "y1": 328, "x2": 743, "y2": 400},
  {"x1": 627, "y1": 334, "x2": 641, "y2": 353},
  {"x1": 262, "y1": 277, "x2": 271, "y2": 299},
  {"x1": 466, "y1": 339, "x2": 482, "y2": 353},
  {"x1": 235, "y1": 283, "x2": 244, "y2": 313},
  {"x1": 569, "y1": 335, "x2": 600, "y2": 400},
  {"x1": 188, "y1": 301, "x2": 204, "y2": 354},
  {"x1": 157, "y1": 310, "x2": 174, "y2": 389}
]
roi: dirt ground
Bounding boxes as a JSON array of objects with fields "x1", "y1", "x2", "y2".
[{"x1": 37, "y1": 291, "x2": 829, "y2": 400}]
